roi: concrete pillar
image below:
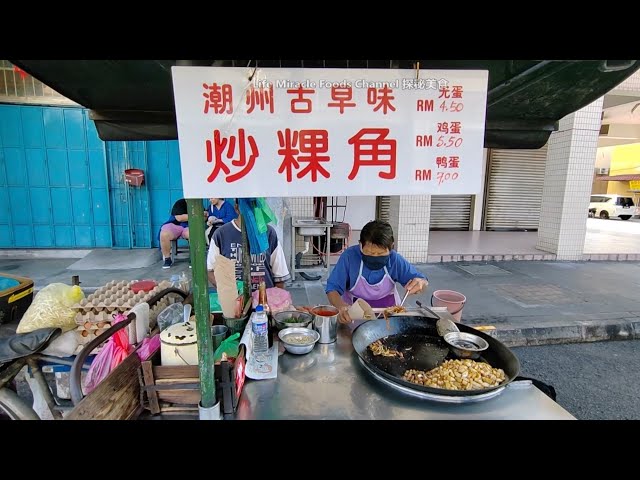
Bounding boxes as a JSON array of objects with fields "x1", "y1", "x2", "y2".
[
  {"x1": 388, "y1": 195, "x2": 431, "y2": 263},
  {"x1": 536, "y1": 97, "x2": 604, "y2": 260}
]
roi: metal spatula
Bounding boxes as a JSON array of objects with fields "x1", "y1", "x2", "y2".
[{"x1": 416, "y1": 300, "x2": 459, "y2": 337}]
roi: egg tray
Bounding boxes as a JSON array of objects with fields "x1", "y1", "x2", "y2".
[
  {"x1": 71, "y1": 280, "x2": 182, "y2": 355},
  {"x1": 73, "y1": 280, "x2": 173, "y2": 325},
  {"x1": 75, "y1": 324, "x2": 112, "y2": 345}
]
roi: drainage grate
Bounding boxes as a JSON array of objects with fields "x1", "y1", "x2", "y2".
[{"x1": 456, "y1": 264, "x2": 512, "y2": 276}]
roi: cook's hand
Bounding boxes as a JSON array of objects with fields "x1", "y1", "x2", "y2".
[
  {"x1": 405, "y1": 277, "x2": 428, "y2": 295},
  {"x1": 207, "y1": 217, "x2": 214, "y2": 226},
  {"x1": 338, "y1": 305, "x2": 352, "y2": 324},
  {"x1": 204, "y1": 210, "x2": 209, "y2": 218}
]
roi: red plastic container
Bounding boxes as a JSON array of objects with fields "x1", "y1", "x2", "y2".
[
  {"x1": 124, "y1": 169, "x2": 145, "y2": 187},
  {"x1": 131, "y1": 280, "x2": 157, "y2": 293}
]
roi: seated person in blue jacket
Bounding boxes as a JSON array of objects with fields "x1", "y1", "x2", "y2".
[
  {"x1": 205, "y1": 197, "x2": 238, "y2": 245},
  {"x1": 325, "y1": 220, "x2": 429, "y2": 324},
  {"x1": 159, "y1": 198, "x2": 209, "y2": 269}
]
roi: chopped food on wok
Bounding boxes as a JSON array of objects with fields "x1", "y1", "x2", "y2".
[
  {"x1": 382, "y1": 305, "x2": 407, "y2": 330},
  {"x1": 368, "y1": 339, "x2": 404, "y2": 358},
  {"x1": 403, "y1": 359, "x2": 506, "y2": 390}
]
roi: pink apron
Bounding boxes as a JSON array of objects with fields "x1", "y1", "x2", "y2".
[{"x1": 342, "y1": 260, "x2": 401, "y2": 308}]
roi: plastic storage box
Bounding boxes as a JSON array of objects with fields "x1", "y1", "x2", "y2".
[{"x1": 0, "y1": 273, "x2": 34, "y2": 325}]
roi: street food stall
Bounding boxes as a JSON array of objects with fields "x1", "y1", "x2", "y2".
[
  {"x1": 159, "y1": 64, "x2": 575, "y2": 419},
  {"x1": 5, "y1": 60, "x2": 640, "y2": 420}
]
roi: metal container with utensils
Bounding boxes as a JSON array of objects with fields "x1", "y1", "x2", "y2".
[
  {"x1": 444, "y1": 331, "x2": 489, "y2": 360},
  {"x1": 211, "y1": 324, "x2": 229, "y2": 353},
  {"x1": 311, "y1": 305, "x2": 339, "y2": 344}
]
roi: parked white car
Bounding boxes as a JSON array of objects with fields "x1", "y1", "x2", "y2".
[{"x1": 588, "y1": 194, "x2": 637, "y2": 220}]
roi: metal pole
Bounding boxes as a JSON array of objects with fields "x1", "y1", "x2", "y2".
[
  {"x1": 240, "y1": 212, "x2": 252, "y2": 303},
  {"x1": 187, "y1": 199, "x2": 216, "y2": 409},
  {"x1": 175, "y1": 59, "x2": 216, "y2": 412}
]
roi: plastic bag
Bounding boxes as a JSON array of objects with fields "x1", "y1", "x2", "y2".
[
  {"x1": 157, "y1": 303, "x2": 184, "y2": 332},
  {"x1": 251, "y1": 287, "x2": 293, "y2": 314},
  {"x1": 213, "y1": 333, "x2": 240, "y2": 363},
  {"x1": 137, "y1": 334, "x2": 160, "y2": 361},
  {"x1": 40, "y1": 330, "x2": 79, "y2": 358},
  {"x1": 16, "y1": 283, "x2": 84, "y2": 334},
  {"x1": 84, "y1": 314, "x2": 133, "y2": 394}
]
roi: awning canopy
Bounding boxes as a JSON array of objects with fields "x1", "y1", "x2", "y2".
[
  {"x1": 595, "y1": 174, "x2": 640, "y2": 181},
  {"x1": 9, "y1": 59, "x2": 640, "y2": 148}
]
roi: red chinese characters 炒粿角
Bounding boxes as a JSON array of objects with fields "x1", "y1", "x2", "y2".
[
  {"x1": 277, "y1": 129, "x2": 330, "y2": 182},
  {"x1": 206, "y1": 129, "x2": 259, "y2": 183},
  {"x1": 347, "y1": 128, "x2": 397, "y2": 180},
  {"x1": 203, "y1": 83, "x2": 233, "y2": 114}
]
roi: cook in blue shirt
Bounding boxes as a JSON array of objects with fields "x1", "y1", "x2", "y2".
[{"x1": 326, "y1": 220, "x2": 428, "y2": 324}]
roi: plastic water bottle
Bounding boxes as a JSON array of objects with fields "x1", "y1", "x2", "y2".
[{"x1": 251, "y1": 305, "x2": 269, "y2": 361}]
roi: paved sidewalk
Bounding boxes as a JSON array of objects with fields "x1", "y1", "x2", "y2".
[{"x1": 2, "y1": 251, "x2": 639, "y2": 346}]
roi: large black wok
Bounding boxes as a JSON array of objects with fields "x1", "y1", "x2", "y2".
[{"x1": 352, "y1": 316, "x2": 520, "y2": 397}]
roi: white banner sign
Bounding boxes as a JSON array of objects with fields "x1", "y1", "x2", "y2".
[{"x1": 172, "y1": 67, "x2": 488, "y2": 198}]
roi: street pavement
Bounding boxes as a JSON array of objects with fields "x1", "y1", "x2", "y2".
[
  {"x1": 2, "y1": 254, "x2": 640, "y2": 345},
  {"x1": 513, "y1": 339, "x2": 640, "y2": 420}
]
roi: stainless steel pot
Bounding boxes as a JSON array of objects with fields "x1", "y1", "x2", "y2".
[{"x1": 311, "y1": 305, "x2": 339, "y2": 344}]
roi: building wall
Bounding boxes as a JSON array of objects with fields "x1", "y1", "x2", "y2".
[
  {"x1": 388, "y1": 195, "x2": 432, "y2": 263},
  {"x1": 608, "y1": 142, "x2": 640, "y2": 176},
  {"x1": 605, "y1": 143, "x2": 640, "y2": 196},
  {"x1": 613, "y1": 70, "x2": 640, "y2": 93},
  {"x1": 0, "y1": 103, "x2": 184, "y2": 249},
  {"x1": 0, "y1": 104, "x2": 112, "y2": 248},
  {"x1": 472, "y1": 149, "x2": 488, "y2": 231},
  {"x1": 536, "y1": 97, "x2": 604, "y2": 260},
  {"x1": 591, "y1": 177, "x2": 608, "y2": 194}
]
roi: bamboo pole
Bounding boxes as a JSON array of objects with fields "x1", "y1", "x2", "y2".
[
  {"x1": 174, "y1": 60, "x2": 216, "y2": 412},
  {"x1": 186, "y1": 199, "x2": 216, "y2": 409}
]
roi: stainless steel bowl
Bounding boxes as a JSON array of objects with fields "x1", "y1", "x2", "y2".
[
  {"x1": 278, "y1": 327, "x2": 320, "y2": 355},
  {"x1": 273, "y1": 311, "x2": 314, "y2": 331},
  {"x1": 443, "y1": 332, "x2": 489, "y2": 359}
]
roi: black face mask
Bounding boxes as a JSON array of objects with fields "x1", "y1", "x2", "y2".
[{"x1": 361, "y1": 253, "x2": 390, "y2": 271}]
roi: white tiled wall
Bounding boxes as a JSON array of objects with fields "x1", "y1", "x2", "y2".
[
  {"x1": 388, "y1": 195, "x2": 431, "y2": 263},
  {"x1": 287, "y1": 197, "x2": 314, "y2": 218},
  {"x1": 613, "y1": 69, "x2": 640, "y2": 93},
  {"x1": 536, "y1": 97, "x2": 604, "y2": 260}
]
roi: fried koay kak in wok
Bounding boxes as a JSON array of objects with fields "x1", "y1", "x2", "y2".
[{"x1": 353, "y1": 315, "x2": 519, "y2": 397}]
